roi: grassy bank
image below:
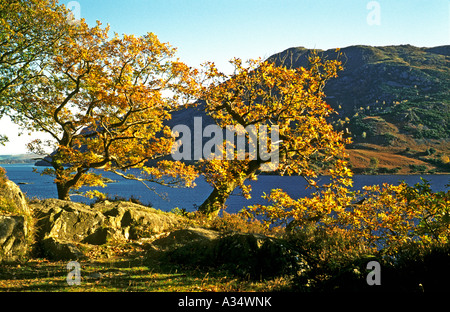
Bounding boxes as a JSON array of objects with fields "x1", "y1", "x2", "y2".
[{"x1": 0, "y1": 241, "x2": 290, "y2": 292}]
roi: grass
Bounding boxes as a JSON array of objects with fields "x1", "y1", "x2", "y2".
[{"x1": 0, "y1": 240, "x2": 291, "y2": 292}]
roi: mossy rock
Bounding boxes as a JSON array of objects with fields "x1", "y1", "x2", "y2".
[{"x1": 0, "y1": 169, "x2": 33, "y2": 262}]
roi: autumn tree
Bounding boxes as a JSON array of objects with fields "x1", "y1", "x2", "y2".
[
  {"x1": 0, "y1": 0, "x2": 72, "y2": 144},
  {"x1": 198, "y1": 53, "x2": 352, "y2": 215},
  {"x1": 4, "y1": 15, "x2": 199, "y2": 200}
]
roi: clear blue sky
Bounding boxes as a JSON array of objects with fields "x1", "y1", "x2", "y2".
[
  {"x1": 75, "y1": 0, "x2": 450, "y2": 72},
  {"x1": 1, "y1": 0, "x2": 449, "y2": 154}
]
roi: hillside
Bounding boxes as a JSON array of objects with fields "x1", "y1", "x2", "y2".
[
  {"x1": 268, "y1": 45, "x2": 450, "y2": 173},
  {"x1": 0, "y1": 154, "x2": 40, "y2": 164}
]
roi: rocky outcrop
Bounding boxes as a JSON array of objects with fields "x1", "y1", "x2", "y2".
[
  {"x1": 33, "y1": 199, "x2": 105, "y2": 243},
  {"x1": 0, "y1": 179, "x2": 30, "y2": 216},
  {"x1": 41, "y1": 237, "x2": 87, "y2": 260},
  {"x1": 0, "y1": 172, "x2": 32, "y2": 263},
  {"x1": 31, "y1": 198, "x2": 184, "y2": 260},
  {"x1": 0, "y1": 215, "x2": 28, "y2": 262},
  {"x1": 93, "y1": 201, "x2": 183, "y2": 240}
]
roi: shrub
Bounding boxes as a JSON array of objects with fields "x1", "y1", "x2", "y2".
[
  {"x1": 427, "y1": 147, "x2": 437, "y2": 155},
  {"x1": 246, "y1": 175, "x2": 450, "y2": 289},
  {"x1": 379, "y1": 241, "x2": 450, "y2": 292},
  {"x1": 338, "y1": 179, "x2": 450, "y2": 254},
  {"x1": 194, "y1": 211, "x2": 282, "y2": 236},
  {"x1": 288, "y1": 224, "x2": 374, "y2": 291},
  {"x1": 409, "y1": 164, "x2": 427, "y2": 172},
  {"x1": 301, "y1": 241, "x2": 450, "y2": 292}
]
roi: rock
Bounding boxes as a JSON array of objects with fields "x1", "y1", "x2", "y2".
[
  {"x1": 32, "y1": 199, "x2": 105, "y2": 242},
  {"x1": 41, "y1": 237, "x2": 87, "y2": 260},
  {"x1": 0, "y1": 174, "x2": 32, "y2": 263},
  {"x1": 30, "y1": 198, "x2": 185, "y2": 259},
  {"x1": 149, "y1": 227, "x2": 220, "y2": 252},
  {"x1": 82, "y1": 227, "x2": 127, "y2": 245},
  {"x1": 0, "y1": 179, "x2": 31, "y2": 216},
  {"x1": 92, "y1": 201, "x2": 183, "y2": 239},
  {"x1": 0, "y1": 215, "x2": 28, "y2": 262}
]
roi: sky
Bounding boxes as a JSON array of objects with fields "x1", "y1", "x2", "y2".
[{"x1": 1, "y1": 0, "x2": 450, "y2": 155}]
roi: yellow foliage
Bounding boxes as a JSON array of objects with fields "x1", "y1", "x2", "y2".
[
  {"x1": 198, "y1": 51, "x2": 350, "y2": 214},
  {"x1": 4, "y1": 5, "x2": 201, "y2": 200},
  {"x1": 248, "y1": 175, "x2": 450, "y2": 254}
]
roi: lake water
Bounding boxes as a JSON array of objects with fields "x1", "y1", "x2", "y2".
[{"x1": 1, "y1": 164, "x2": 449, "y2": 213}]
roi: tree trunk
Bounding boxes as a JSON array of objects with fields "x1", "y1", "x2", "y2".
[
  {"x1": 198, "y1": 186, "x2": 232, "y2": 216},
  {"x1": 56, "y1": 182, "x2": 71, "y2": 201},
  {"x1": 198, "y1": 176, "x2": 244, "y2": 216},
  {"x1": 53, "y1": 162, "x2": 87, "y2": 201},
  {"x1": 198, "y1": 160, "x2": 263, "y2": 216}
]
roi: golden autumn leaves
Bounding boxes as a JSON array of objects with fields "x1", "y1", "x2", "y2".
[
  {"x1": 196, "y1": 52, "x2": 353, "y2": 214},
  {"x1": 2, "y1": 0, "x2": 354, "y2": 212},
  {"x1": 2, "y1": 3, "x2": 201, "y2": 200}
]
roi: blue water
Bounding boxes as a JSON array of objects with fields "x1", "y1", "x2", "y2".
[{"x1": 1, "y1": 164, "x2": 449, "y2": 213}]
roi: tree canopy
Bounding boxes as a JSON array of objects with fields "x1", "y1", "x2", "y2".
[
  {"x1": 0, "y1": 0, "x2": 73, "y2": 144},
  {"x1": 197, "y1": 53, "x2": 352, "y2": 215},
  {"x1": 2, "y1": 2, "x2": 200, "y2": 200}
]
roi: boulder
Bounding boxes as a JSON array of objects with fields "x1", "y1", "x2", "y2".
[
  {"x1": 0, "y1": 174, "x2": 32, "y2": 263},
  {"x1": 41, "y1": 237, "x2": 87, "y2": 260},
  {"x1": 31, "y1": 198, "x2": 184, "y2": 259},
  {"x1": 92, "y1": 201, "x2": 184, "y2": 239},
  {"x1": 149, "y1": 227, "x2": 220, "y2": 252},
  {"x1": 0, "y1": 215, "x2": 28, "y2": 262},
  {"x1": 0, "y1": 179, "x2": 30, "y2": 216},
  {"x1": 32, "y1": 199, "x2": 105, "y2": 242}
]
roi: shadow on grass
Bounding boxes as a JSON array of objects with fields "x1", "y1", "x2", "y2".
[{"x1": 0, "y1": 256, "x2": 265, "y2": 292}]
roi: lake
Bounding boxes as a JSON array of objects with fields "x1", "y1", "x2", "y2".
[{"x1": 1, "y1": 164, "x2": 449, "y2": 213}]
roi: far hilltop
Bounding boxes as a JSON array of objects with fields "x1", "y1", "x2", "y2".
[
  {"x1": 0, "y1": 154, "x2": 40, "y2": 164},
  {"x1": 266, "y1": 44, "x2": 450, "y2": 174}
]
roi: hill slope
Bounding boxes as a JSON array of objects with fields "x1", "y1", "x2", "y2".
[
  {"x1": 266, "y1": 45, "x2": 450, "y2": 173},
  {"x1": 269, "y1": 45, "x2": 450, "y2": 140}
]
